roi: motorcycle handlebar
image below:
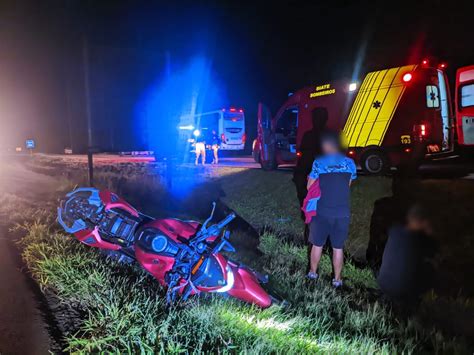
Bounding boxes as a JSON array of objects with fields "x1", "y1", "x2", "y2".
[
  {"x1": 216, "y1": 212, "x2": 236, "y2": 230},
  {"x1": 191, "y1": 212, "x2": 236, "y2": 245}
]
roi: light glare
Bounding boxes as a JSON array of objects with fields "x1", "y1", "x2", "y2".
[{"x1": 402, "y1": 73, "x2": 412, "y2": 82}]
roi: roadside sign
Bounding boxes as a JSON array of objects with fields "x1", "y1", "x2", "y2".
[{"x1": 25, "y1": 139, "x2": 35, "y2": 149}]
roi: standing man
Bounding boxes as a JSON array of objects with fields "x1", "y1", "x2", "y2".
[
  {"x1": 194, "y1": 131, "x2": 206, "y2": 165},
  {"x1": 306, "y1": 131, "x2": 356, "y2": 288},
  {"x1": 293, "y1": 108, "x2": 327, "y2": 207},
  {"x1": 210, "y1": 129, "x2": 220, "y2": 164}
]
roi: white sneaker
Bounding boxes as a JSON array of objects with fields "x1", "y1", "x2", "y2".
[
  {"x1": 332, "y1": 279, "x2": 343, "y2": 288},
  {"x1": 307, "y1": 271, "x2": 319, "y2": 280}
]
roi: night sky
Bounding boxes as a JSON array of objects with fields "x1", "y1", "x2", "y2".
[{"x1": 1, "y1": 0, "x2": 473, "y2": 152}]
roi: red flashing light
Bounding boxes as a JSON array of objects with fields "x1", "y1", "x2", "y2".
[
  {"x1": 221, "y1": 133, "x2": 226, "y2": 142},
  {"x1": 296, "y1": 151, "x2": 302, "y2": 158},
  {"x1": 422, "y1": 59, "x2": 429, "y2": 66},
  {"x1": 404, "y1": 148, "x2": 412, "y2": 153},
  {"x1": 402, "y1": 73, "x2": 413, "y2": 83},
  {"x1": 439, "y1": 63, "x2": 447, "y2": 69},
  {"x1": 229, "y1": 107, "x2": 236, "y2": 112},
  {"x1": 420, "y1": 124, "x2": 426, "y2": 136},
  {"x1": 239, "y1": 109, "x2": 244, "y2": 113},
  {"x1": 414, "y1": 124, "x2": 428, "y2": 139},
  {"x1": 242, "y1": 133, "x2": 246, "y2": 144},
  {"x1": 348, "y1": 150, "x2": 355, "y2": 156}
]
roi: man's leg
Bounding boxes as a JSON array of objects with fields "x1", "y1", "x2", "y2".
[
  {"x1": 213, "y1": 147, "x2": 218, "y2": 164},
  {"x1": 332, "y1": 248, "x2": 344, "y2": 281},
  {"x1": 202, "y1": 149, "x2": 206, "y2": 165},
  {"x1": 308, "y1": 215, "x2": 328, "y2": 277},
  {"x1": 195, "y1": 151, "x2": 199, "y2": 165},
  {"x1": 310, "y1": 245, "x2": 323, "y2": 274},
  {"x1": 331, "y1": 217, "x2": 350, "y2": 283}
]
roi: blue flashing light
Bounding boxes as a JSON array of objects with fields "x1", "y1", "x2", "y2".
[{"x1": 193, "y1": 129, "x2": 201, "y2": 137}]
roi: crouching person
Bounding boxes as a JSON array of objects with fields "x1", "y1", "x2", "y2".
[
  {"x1": 305, "y1": 131, "x2": 356, "y2": 288},
  {"x1": 377, "y1": 205, "x2": 437, "y2": 308}
]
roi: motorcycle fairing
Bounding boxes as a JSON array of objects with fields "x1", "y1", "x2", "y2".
[
  {"x1": 98, "y1": 190, "x2": 139, "y2": 218},
  {"x1": 147, "y1": 219, "x2": 201, "y2": 241},
  {"x1": 135, "y1": 246, "x2": 176, "y2": 286},
  {"x1": 75, "y1": 227, "x2": 122, "y2": 251},
  {"x1": 191, "y1": 253, "x2": 229, "y2": 292},
  {"x1": 227, "y1": 263, "x2": 272, "y2": 308}
]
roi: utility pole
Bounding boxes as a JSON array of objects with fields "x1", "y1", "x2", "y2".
[
  {"x1": 82, "y1": 35, "x2": 92, "y2": 148},
  {"x1": 164, "y1": 50, "x2": 174, "y2": 189},
  {"x1": 65, "y1": 75, "x2": 73, "y2": 152},
  {"x1": 82, "y1": 35, "x2": 94, "y2": 186}
]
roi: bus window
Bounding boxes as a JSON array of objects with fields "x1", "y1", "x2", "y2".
[
  {"x1": 198, "y1": 113, "x2": 220, "y2": 129},
  {"x1": 461, "y1": 83, "x2": 474, "y2": 108},
  {"x1": 426, "y1": 85, "x2": 440, "y2": 108},
  {"x1": 224, "y1": 112, "x2": 244, "y2": 121}
]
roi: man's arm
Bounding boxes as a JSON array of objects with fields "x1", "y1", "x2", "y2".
[
  {"x1": 348, "y1": 158, "x2": 357, "y2": 187},
  {"x1": 307, "y1": 160, "x2": 319, "y2": 189}
]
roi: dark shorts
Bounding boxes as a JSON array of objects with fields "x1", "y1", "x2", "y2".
[{"x1": 309, "y1": 214, "x2": 350, "y2": 249}]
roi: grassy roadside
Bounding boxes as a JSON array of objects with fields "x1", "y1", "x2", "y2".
[
  {"x1": 219, "y1": 169, "x2": 392, "y2": 260},
  {"x1": 18, "y1": 215, "x2": 465, "y2": 353},
  {"x1": 13, "y1": 159, "x2": 473, "y2": 352}
]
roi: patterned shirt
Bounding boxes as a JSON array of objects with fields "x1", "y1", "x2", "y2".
[{"x1": 309, "y1": 153, "x2": 357, "y2": 217}]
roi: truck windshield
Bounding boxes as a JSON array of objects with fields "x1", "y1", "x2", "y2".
[{"x1": 224, "y1": 112, "x2": 244, "y2": 121}]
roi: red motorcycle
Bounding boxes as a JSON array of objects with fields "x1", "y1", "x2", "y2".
[{"x1": 58, "y1": 188, "x2": 278, "y2": 308}]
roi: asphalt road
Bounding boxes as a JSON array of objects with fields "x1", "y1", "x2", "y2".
[
  {"x1": 30, "y1": 153, "x2": 474, "y2": 178},
  {"x1": 0, "y1": 158, "x2": 54, "y2": 354},
  {"x1": 31, "y1": 153, "x2": 262, "y2": 168}
]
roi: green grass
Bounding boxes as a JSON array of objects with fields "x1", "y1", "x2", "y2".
[
  {"x1": 219, "y1": 169, "x2": 392, "y2": 260},
  {"x1": 17, "y1": 215, "x2": 467, "y2": 353},
  {"x1": 16, "y1": 158, "x2": 473, "y2": 352}
]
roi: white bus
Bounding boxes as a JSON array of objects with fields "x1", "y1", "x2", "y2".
[{"x1": 179, "y1": 108, "x2": 246, "y2": 150}]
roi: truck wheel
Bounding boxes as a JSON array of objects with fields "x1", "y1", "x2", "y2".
[
  {"x1": 260, "y1": 157, "x2": 276, "y2": 171},
  {"x1": 360, "y1": 150, "x2": 388, "y2": 175},
  {"x1": 252, "y1": 149, "x2": 261, "y2": 163}
]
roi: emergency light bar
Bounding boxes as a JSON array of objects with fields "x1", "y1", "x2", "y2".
[
  {"x1": 179, "y1": 125, "x2": 195, "y2": 130},
  {"x1": 223, "y1": 107, "x2": 244, "y2": 113}
]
